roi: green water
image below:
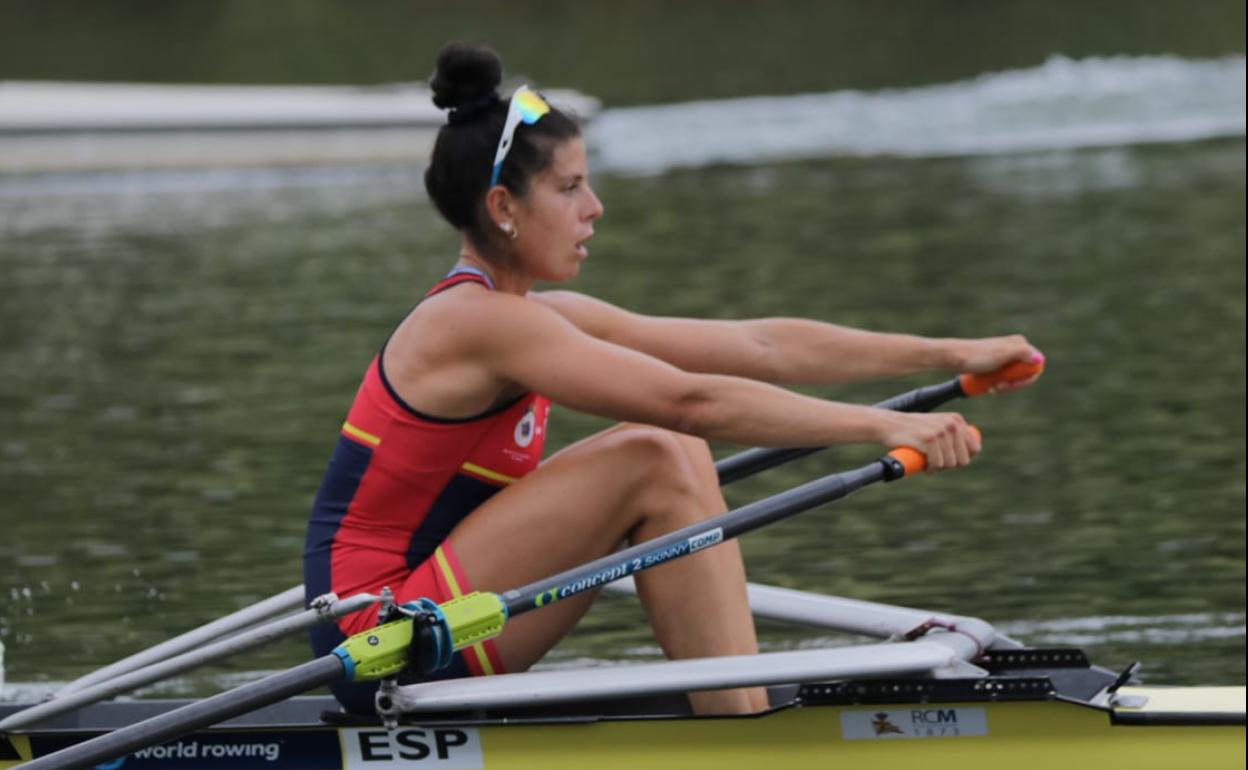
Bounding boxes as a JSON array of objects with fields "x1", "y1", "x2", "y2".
[{"x1": 1, "y1": 138, "x2": 1243, "y2": 694}]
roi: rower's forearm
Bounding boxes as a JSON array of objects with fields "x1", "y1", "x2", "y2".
[
  {"x1": 749, "y1": 319, "x2": 962, "y2": 384},
  {"x1": 679, "y1": 374, "x2": 892, "y2": 448}
]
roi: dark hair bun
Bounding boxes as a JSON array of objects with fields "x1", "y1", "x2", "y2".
[{"x1": 430, "y1": 42, "x2": 502, "y2": 110}]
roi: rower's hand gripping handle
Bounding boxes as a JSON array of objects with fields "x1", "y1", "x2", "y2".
[
  {"x1": 881, "y1": 426, "x2": 983, "y2": 481},
  {"x1": 958, "y1": 358, "x2": 1045, "y2": 398}
]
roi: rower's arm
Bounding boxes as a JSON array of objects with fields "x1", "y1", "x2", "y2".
[
  {"x1": 471, "y1": 292, "x2": 974, "y2": 460},
  {"x1": 535, "y1": 290, "x2": 968, "y2": 385}
]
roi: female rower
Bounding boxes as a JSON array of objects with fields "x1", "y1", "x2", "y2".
[{"x1": 303, "y1": 42, "x2": 1043, "y2": 716}]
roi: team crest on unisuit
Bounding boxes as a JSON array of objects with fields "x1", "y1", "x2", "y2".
[{"x1": 514, "y1": 407, "x2": 536, "y2": 448}]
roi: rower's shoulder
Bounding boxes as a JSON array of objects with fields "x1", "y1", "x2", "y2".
[
  {"x1": 531, "y1": 289, "x2": 612, "y2": 315},
  {"x1": 405, "y1": 286, "x2": 569, "y2": 349},
  {"x1": 416, "y1": 282, "x2": 523, "y2": 318},
  {"x1": 531, "y1": 290, "x2": 635, "y2": 339}
]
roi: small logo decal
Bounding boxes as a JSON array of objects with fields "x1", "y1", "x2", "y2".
[
  {"x1": 841, "y1": 707, "x2": 988, "y2": 740},
  {"x1": 514, "y1": 408, "x2": 535, "y2": 448},
  {"x1": 687, "y1": 528, "x2": 723, "y2": 553},
  {"x1": 872, "y1": 712, "x2": 904, "y2": 735}
]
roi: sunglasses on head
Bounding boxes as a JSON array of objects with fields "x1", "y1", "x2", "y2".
[{"x1": 489, "y1": 85, "x2": 552, "y2": 187}]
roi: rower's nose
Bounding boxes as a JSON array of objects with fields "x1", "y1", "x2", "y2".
[{"x1": 584, "y1": 183, "x2": 604, "y2": 221}]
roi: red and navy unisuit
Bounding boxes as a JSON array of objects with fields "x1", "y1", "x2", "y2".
[{"x1": 303, "y1": 267, "x2": 550, "y2": 712}]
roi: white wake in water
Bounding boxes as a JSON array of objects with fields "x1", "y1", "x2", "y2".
[{"x1": 589, "y1": 55, "x2": 1247, "y2": 174}]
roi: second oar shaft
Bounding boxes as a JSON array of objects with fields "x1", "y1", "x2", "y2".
[
  {"x1": 19, "y1": 656, "x2": 346, "y2": 770},
  {"x1": 502, "y1": 462, "x2": 887, "y2": 617}
]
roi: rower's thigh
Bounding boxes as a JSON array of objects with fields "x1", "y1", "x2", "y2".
[
  {"x1": 448, "y1": 423, "x2": 702, "y2": 589},
  {"x1": 445, "y1": 424, "x2": 705, "y2": 669}
]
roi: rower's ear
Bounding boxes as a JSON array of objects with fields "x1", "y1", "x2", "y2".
[{"x1": 484, "y1": 185, "x2": 518, "y2": 232}]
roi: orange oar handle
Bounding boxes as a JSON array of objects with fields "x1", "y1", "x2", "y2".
[
  {"x1": 958, "y1": 358, "x2": 1045, "y2": 398},
  {"x1": 883, "y1": 426, "x2": 982, "y2": 480}
]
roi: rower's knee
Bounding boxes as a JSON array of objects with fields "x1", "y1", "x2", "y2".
[
  {"x1": 609, "y1": 426, "x2": 706, "y2": 519},
  {"x1": 611, "y1": 425, "x2": 690, "y2": 476},
  {"x1": 670, "y1": 431, "x2": 715, "y2": 473}
]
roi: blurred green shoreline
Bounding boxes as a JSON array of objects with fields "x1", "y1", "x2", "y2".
[{"x1": 2, "y1": 0, "x2": 1244, "y2": 105}]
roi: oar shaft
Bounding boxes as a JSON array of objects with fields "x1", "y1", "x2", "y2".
[
  {"x1": 502, "y1": 462, "x2": 887, "y2": 617},
  {"x1": 714, "y1": 446, "x2": 821, "y2": 485},
  {"x1": 876, "y1": 378, "x2": 966, "y2": 413},
  {"x1": 19, "y1": 656, "x2": 345, "y2": 770},
  {"x1": 714, "y1": 378, "x2": 964, "y2": 484}
]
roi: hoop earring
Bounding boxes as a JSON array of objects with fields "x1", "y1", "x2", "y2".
[{"x1": 500, "y1": 222, "x2": 518, "y2": 240}]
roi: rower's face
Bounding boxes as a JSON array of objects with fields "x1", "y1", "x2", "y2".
[{"x1": 512, "y1": 138, "x2": 603, "y2": 282}]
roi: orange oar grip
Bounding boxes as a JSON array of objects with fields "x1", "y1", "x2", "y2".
[
  {"x1": 958, "y1": 358, "x2": 1045, "y2": 397},
  {"x1": 884, "y1": 426, "x2": 982, "y2": 480},
  {"x1": 886, "y1": 446, "x2": 927, "y2": 476}
]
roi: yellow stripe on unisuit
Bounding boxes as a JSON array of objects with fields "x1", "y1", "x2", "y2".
[
  {"x1": 469, "y1": 643, "x2": 496, "y2": 676},
  {"x1": 433, "y1": 546, "x2": 495, "y2": 675},
  {"x1": 461, "y1": 462, "x2": 516, "y2": 485},
  {"x1": 434, "y1": 546, "x2": 464, "y2": 598},
  {"x1": 341, "y1": 421, "x2": 381, "y2": 446}
]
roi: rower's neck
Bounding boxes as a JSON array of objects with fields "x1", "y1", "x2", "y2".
[{"x1": 456, "y1": 246, "x2": 532, "y2": 296}]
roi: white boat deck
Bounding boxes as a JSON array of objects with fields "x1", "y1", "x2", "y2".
[{"x1": 0, "y1": 81, "x2": 600, "y2": 173}]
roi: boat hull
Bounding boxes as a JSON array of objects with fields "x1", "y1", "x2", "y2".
[{"x1": 4, "y1": 690, "x2": 1243, "y2": 769}]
